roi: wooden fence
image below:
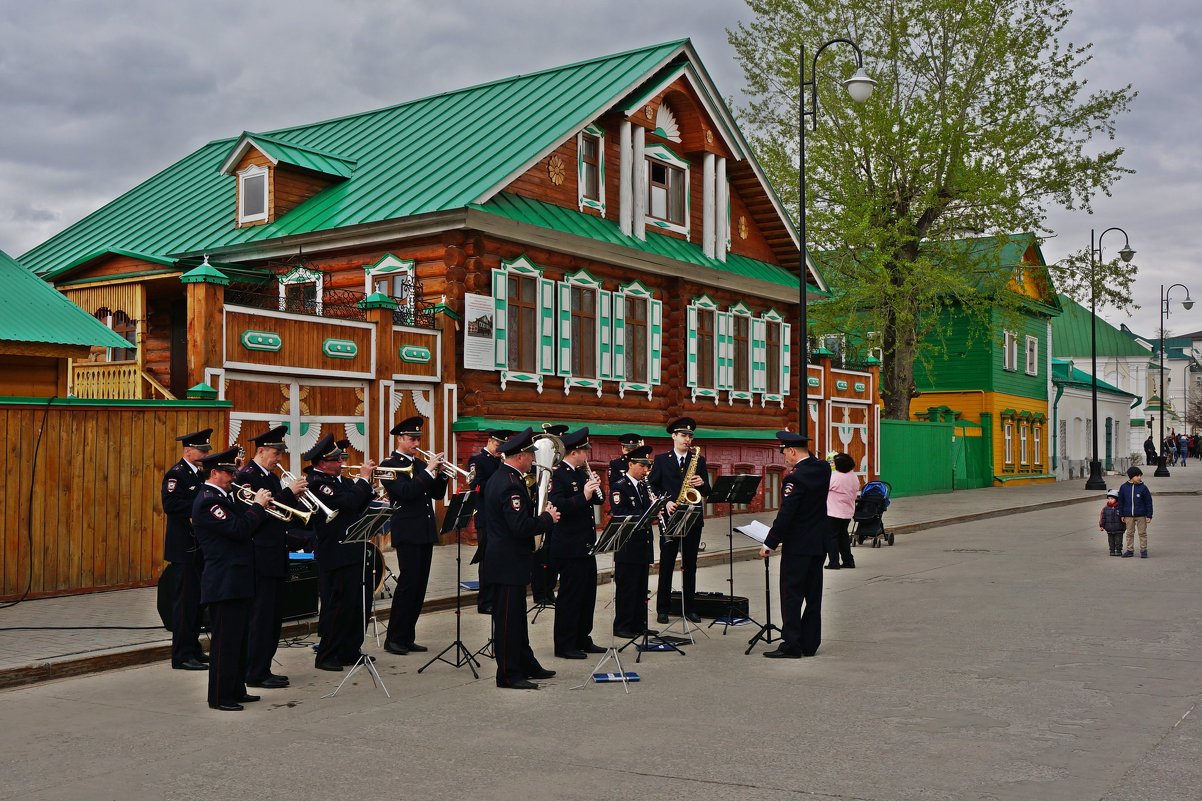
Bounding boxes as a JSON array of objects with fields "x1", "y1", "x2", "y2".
[{"x1": 1, "y1": 398, "x2": 230, "y2": 600}]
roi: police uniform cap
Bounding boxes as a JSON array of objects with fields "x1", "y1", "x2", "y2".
[
  {"x1": 542, "y1": 423, "x2": 570, "y2": 437},
  {"x1": 490, "y1": 428, "x2": 515, "y2": 442},
  {"x1": 176, "y1": 428, "x2": 213, "y2": 451},
  {"x1": 667, "y1": 417, "x2": 697, "y2": 435},
  {"x1": 561, "y1": 427, "x2": 591, "y2": 451},
  {"x1": 626, "y1": 445, "x2": 653, "y2": 464},
  {"x1": 198, "y1": 447, "x2": 240, "y2": 473},
  {"x1": 776, "y1": 430, "x2": 810, "y2": 448},
  {"x1": 390, "y1": 416, "x2": 424, "y2": 437},
  {"x1": 302, "y1": 433, "x2": 344, "y2": 463},
  {"x1": 499, "y1": 427, "x2": 537, "y2": 456},
  {"x1": 618, "y1": 433, "x2": 643, "y2": 447},
  {"x1": 250, "y1": 425, "x2": 288, "y2": 451}
]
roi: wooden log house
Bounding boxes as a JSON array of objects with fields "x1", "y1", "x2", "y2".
[{"x1": 19, "y1": 40, "x2": 880, "y2": 531}]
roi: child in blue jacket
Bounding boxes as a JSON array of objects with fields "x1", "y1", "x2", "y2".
[{"x1": 1117, "y1": 466, "x2": 1153, "y2": 558}]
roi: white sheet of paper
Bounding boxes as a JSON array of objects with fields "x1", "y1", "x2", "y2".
[{"x1": 734, "y1": 519, "x2": 771, "y2": 543}]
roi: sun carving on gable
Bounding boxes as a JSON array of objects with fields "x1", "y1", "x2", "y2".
[
  {"x1": 548, "y1": 155, "x2": 566, "y2": 186},
  {"x1": 654, "y1": 102, "x2": 681, "y2": 143}
]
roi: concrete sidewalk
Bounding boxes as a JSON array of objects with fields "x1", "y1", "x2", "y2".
[{"x1": 2, "y1": 468, "x2": 1197, "y2": 689}]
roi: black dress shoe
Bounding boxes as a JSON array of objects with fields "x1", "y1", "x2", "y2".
[
  {"x1": 209, "y1": 702, "x2": 244, "y2": 712},
  {"x1": 384, "y1": 640, "x2": 409, "y2": 655},
  {"x1": 684, "y1": 611, "x2": 702, "y2": 623},
  {"x1": 842, "y1": 563, "x2": 855, "y2": 569},
  {"x1": 405, "y1": 643, "x2": 429, "y2": 653},
  {"x1": 315, "y1": 659, "x2": 344, "y2": 672},
  {"x1": 656, "y1": 612, "x2": 670, "y2": 625},
  {"x1": 763, "y1": 647, "x2": 802, "y2": 659},
  {"x1": 613, "y1": 630, "x2": 640, "y2": 639},
  {"x1": 247, "y1": 676, "x2": 289, "y2": 689},
  {"x1": 193, "y1": 652, "x2": 210, "y2": 664},
  {"x1": 172, "y1": 659, "x2": 208, "y2": 671},
  {"x1": 237, "y1": 693, "x2": 261, "y2": 703},
  {"x1": 824, "y1": 564, "x2": 841, "y2": 570},
  {"x1": 477, "y1": 605, "x2": 493, "y2": 615},
  {"x1": 581, "y1": 644, "x2": 606, "y2": 654},
  {"x1": 527, "y1": 667, "x2": 556, "y2": 680},
  {"x1": 643, "y1": 628, "x2": 660, "y2": 636},
  {"x1": 498, "y1": 679, "x2": 539, "y2": 690},
  {"x1": 555, "y1": 649, "x2": 587, "y2": 660}
]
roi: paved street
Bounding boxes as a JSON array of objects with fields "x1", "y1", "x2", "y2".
[{"x1": 2, "y1": 483, "x2": 1200, "y2": 800}]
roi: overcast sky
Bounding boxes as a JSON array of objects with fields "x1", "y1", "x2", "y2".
[{"x1": 3, "y1": 0, "x2": 1198, "y2": 339}]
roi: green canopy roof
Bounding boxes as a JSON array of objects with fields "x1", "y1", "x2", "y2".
[
  {"x1": 0, "y1": 249, "x2": 129, "y2": 349},
  {"x1": 1050, "y1": 357, "x2": 1136, "y2": 398},
  {"x1": 1052, "y1": 294, "x2": 1152, "y2": 358}
]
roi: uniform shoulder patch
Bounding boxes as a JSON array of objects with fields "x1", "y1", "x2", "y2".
[
  {"x1": 210, "y1": 505, "x2": 227, "y2": 520},
  {"x1": 783, "y1": 482, "x2": 794, "y2": 497},
  {"x1": 612, "y1": 492, "x2": 622, "y2": 505},
  {"x1": 166, "y1": 478, "x2": 177, "y2": 492},
  {"x1": 510, "y1": 495, "x2": 523, "y2": 511}
]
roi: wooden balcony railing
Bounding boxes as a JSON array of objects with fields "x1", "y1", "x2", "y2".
[{"x1": 72, "y1": 362, "x2": 176, "y2": 400}]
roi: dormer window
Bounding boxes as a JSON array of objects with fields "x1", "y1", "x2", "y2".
[
  {"x1": 239, "y1": 165, "x2": 269, "y2": 224},
  {"x1": 577, "y1": 125, "x2": 606, "y2": 215},
  {"x1": 643, "y1": 144, "x2": 690, "y2": 236}
]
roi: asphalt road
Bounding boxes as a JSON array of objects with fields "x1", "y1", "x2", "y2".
[{"x1": 2, "y1": 497, "x2": 1199, "y2": 801}]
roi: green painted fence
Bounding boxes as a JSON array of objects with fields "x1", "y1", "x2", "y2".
[{"x1": 880, "y1": 417, "x2": 995, "y2": 497}]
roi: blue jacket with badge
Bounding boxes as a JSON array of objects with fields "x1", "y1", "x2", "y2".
[
  {"x1": 764, "y1": 455, "x2": 831, "y2": 555},
  {"x1": 609, "y1": 475, "x2": 654, "y2": 565},
  {"x1": 1117, "y1": 480, "x2": 1153, "y2": 518},
  {"x1": 379, "y1": 451, "x2": 449, "y2": 546},
  {"x1": 482, "y1": 463, "x2": 554, "y2": 586},
  {"x1": 548, "y1": 462, "x2": 603, "y2": 560},
  {"x1": 192, "y1": 484, "x2": 267, "y2": 605},
  {"x1": 162, "y1": 459, "x2": 203, "y2": 563},
  {"x1": 308, "y1": 471, "x2": 376, "y2": 571}
]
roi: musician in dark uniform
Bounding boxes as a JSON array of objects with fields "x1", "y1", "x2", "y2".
[
  {"x1": 759, "y1": 431, "x2": 831, "y2": 658},
  {"x1": 608, "y1": 433, "x2": 643, "y2": 488},
  {"x1": 379, "y1": 416, "x2": 449, "y2": 655},
  {"x1": 483, "y1": 428, "x2": 560, "y2": 689},
  {"x1": 649, "y1": 417, "x2": 711, "y2": 624},
  {"x1": 191, "y1": 447, "x2": 271, "y2": 711},
  {"x1": 548, "y1": 427, "x2": 605, "y2": 659},
  {"x1": 531, "y1": 424, "x2": 568, "y2": 605},
  {"x1": 467, "y1": 429, "x2": 506, "y2": 614},
  {"x1": 609, "y1": 445, "x2": 657, "y2": 638},
  {"x1": 161, "y1": 428, "x2": 212, "y2": 671},
  {"x1": 305, "y1": 434, "x2": 377, "y2": 671},
  {"x1": 235, "y1": 426, "x2": 307, "y2": 689}
]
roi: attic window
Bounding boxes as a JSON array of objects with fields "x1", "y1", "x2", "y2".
[
  {"x1": 643, "y1": 144, "x2": 690, "y2": 236},
  {"x1": 239, "y1": 165, "x2": 268, "y2": 224}
]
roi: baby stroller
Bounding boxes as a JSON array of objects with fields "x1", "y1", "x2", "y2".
[{"x1": 852, "y1": 480, "x2": 894, "y2": 548}]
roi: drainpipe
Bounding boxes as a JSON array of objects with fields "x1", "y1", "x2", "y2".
[{"x1": 1051, "y1": 382, "x2": 1065, "y2": 472}]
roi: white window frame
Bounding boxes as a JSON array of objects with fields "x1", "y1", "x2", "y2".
[
  {"x1": 1024, "y1": 335, "x2": 1038, "y2": 376},
  {"x1": 1003, "y1": 330, "x2": 1018, "y2": 372},
  {"x1": 616, "y1": 280, "x2": 661, "y2": 400},
  {"x1": 577, "y1": 125, "x2": 606, "y2": 216},
  {"x1": 1033, "y1": 424, "x2": 1043, "y2": 466},
  {"x1": 687, "y1": 295, "x2": 720, "y2": 403},
  {"x1": 643, "y1": 143, "x2": 690, "y2": 238},
  {"x1": 238, "y1": 164, "x2": 269, "y2": 224},
  {"x1": 865, "y1": 330, "x2": 884, "y2": 364},
  {"x1": 760, "y1": 309, "x2": 790, "y2": 408},
  {"x1": 557, "y1": 270, "x2": 605, "y2": 397},
  {"x1": 729, "y1": 302, "x2": 754, "y2": 403},
  {"x1": 491, "y1": 256, "x2": 555, "y2": 393},
  {"x1": 1019, "y1": 422, "x2": 1029, "y2": 465},
  {"x1": 1003, "y1": 421, "x2": 1014, "y2": 465},
  {"x1": 278, "y1": 266, "x2": 323, "y2": 316},
  {"x1": 363, "y1": 254, "x2": 415, "y2": 299},
  {"x1": 818, "y1": 332, "x2": 847, "y2": 367}
]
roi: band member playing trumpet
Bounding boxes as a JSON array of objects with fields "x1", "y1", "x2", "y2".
[
  {"x1": 467, "y1": 429, "x2": 508, "y2": 615},
  {"x1": 379, "y1": 416, "x2": 449, "y2": 655},
  {"x1": 305, "y1": 434, "x2": 377, "y2": 671},
  {"x1": 235, "y1": 426, "x2": 307, "y2": 689},
  {"x1": 162, "y1": 428, "x2": 212, "y2": 672},
  {"x1": 484, "y1": 428, "x2": 560, "y2": 689},
  {"x1": 610, "y1": 445, "x2": 657, "y2": 638},
  {"x1": 649, "y1": 417, "x2": 711, "y2": 624},
  {"x1": 608, "y1": 433, "x2": 643, "y2": 488},
  {"x1": 192, "y1": 447, "x2": 271, "y2": 711},
  {"x1": 548, "y1": 428, "x2": 605, "y2": 659}
]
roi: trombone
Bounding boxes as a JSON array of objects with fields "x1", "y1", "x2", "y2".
[
  {"x1": 232, "y1": 483, "x2": 312, "y2": 525},
  {"x1": 280, "y1": 469, "x2": 339, "y2": 522},
  {"x1": 414, "y1": 447, "x2": 474, "y2": 482}
]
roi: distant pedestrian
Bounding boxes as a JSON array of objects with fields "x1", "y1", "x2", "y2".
[
  {"x1": 1165, "y1": 436, "x2": 1177, "y2": 466},
  {"x1": 824, "y1": 453, "x2": 859, "y2": 570},
  {"x1": 1099, "y1": 489, "x2": 1125, "y2": 557},
  {"x1": 1143, "y1": 435, "x2": 1158, "y2": 467},
  {"x1": 1179, "y1": 433, "x2": 1189, "y2": 466},
  {"x1": 1117, "y1": 466, "x2": 1153, "y2": 558}
]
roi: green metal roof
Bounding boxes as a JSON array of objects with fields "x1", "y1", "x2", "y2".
[
  {"x1": 0, "y1": 249, "x2": 130, "y2": 349},
  {"x1": 221, "y1": 132, "x2": 357, "y2": 179},
  {"x1": 19, "y1": 39, "x2": 691, "y2": 276},
  {"x1": 471, "y1": 192, "x2": 805, "y2": 292},
  {"x1": 1051, "y1": 294, "x2": 1152, "y2": 358},
  {"x1": 1050, "y1": 357, "x2": 1136, "y2": 397}
]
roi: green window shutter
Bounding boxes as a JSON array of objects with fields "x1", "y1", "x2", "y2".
[
  {"x1": 781, "y1": 322, "x2": 792, "y2": 395},
  {"x1": 612, "y1": 293, "x2": 626, "y2": 381},
  {"x1": 557, "y1": 281, "x2": 572, "y2": 377},
  {"x1": 717, "y1": 311, "x2": 733, "y2": 391},
  {"x1": 491, "y1": 268, "x2": 507, "y2": 370},
  {"x1": 686, "y1": 304, "x2": 698, "y2": 388},
  {"x1": 539, "y1": 277, "x2": 557, "y2": 376},
  {"x1": 650, "y1": 298, "x2": 662, "y2": 386},
  {"x1": 751, "y1": 317, "x2": 767, "y2": 393},
  {"x1": 599, "y1": 289, "x2": 613, "y2": 381}
]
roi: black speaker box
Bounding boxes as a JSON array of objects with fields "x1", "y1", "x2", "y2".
[
  {"x1": 666, "y1": 590, "x2": 749, "y2": 618},
  {"x1": 281, "y1": 558, "x2": 320, "y2": 621}
]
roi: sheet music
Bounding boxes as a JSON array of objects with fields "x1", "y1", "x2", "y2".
[{"x1": 734, "y1": 519, "x2": 771, "y2": 544}]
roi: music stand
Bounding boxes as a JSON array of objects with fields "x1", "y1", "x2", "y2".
[
  {"x1": 528, "y1": 542, "x2": 555, "y2": 623},
  {"x1": 324, "y1": 503, "x2": 393, "y2": 698},
  {"x1": 707, "y1": 474, "x2": 762, "y2": 634},
  {"x1": 419, "y1": 491, "x2": 480, "y2": 678},
  {"x1": 736, "y1": 521, "x2": 782, "y2": 654},
  {"x1": 572, "y1": 515, "x2": 640, "y2": 693},
  {"x1": 659, "y1": 503, "x2": 707, "y2": 643}
]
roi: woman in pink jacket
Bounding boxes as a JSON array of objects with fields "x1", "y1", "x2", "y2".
[{"x1": 825, "y1": 453, "x2": 860, "y2": 569}]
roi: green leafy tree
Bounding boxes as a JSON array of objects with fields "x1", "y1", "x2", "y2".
[{"x1": 729, "y1": 0, "x2": 1137, "y2": 419}]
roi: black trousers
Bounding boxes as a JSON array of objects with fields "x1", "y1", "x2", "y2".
[
  {"x1": 207, "y1": 598, "x2": 249, "y2": 707},
  {"x1": 245, "y1": 574, "x2": 282, "y2": 682},
  {"x1": 171, "y1": 555, "x2": 204, "y2": 664},
  {"x1": 657, "y1": 525, "x2": 701, "y2": 613},
  {"x1": 613, "y1": 561, "x2": 650, "y2": 635},
  {"x1": 780, "y1": 552, "x2": 824, "y2": 656},
  {"x1": 493, "y1": 584, "x2": 540, "y2": 686},
  {"x1": 552, "y1": 556, "x2": 597, "y2": 652},
  {"x1": 387, "y1": 542, "x2": 433, "y2": 646},
  {"x1": 531, "y1": 547, "x2": 558, "y2": 603},
  {"x1": 316, "y1": 564, "x2": 368, "y2": 664},
  {"x1": 826, "y1": 517, "x2": 854, "y2": 567}
]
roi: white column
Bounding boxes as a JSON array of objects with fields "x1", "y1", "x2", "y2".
[
  {"x1": 715, "y1": 156, "x2": 728, "y2": 262},
  {"x1": 619, "y1": 120, "x2": 633, "y2": 237},
  {"x1": 702, "y1": 152, "x2": 715, "y2": 258},
  {"x1": 632, "y1": 125, "x2": 646, "y2": 241}
]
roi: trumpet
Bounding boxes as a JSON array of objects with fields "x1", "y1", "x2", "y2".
[
  {"x1": 280, "y1": 469, "x2": 338, "y2": 522},
  {"x1": 232, "y1": 483, "x2": 312, "y2": 525},
  {"x1": 414, "y1": 447, "x2": 474, "y2": 482},
  {"x1": 344, "y1": 464, "x2": 412, "y2": 480}
]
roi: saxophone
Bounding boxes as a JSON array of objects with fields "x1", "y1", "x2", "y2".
[{"x1": 676, "y1": 446, "x2": 702, "y2": 506}]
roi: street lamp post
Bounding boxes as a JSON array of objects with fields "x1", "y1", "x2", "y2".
[
  {"x1": 797, "y1": 40, "x2": 875, "y2": 437},
  {"x1": 1085, "y1": 228, "x2": 1135, "y2": 490},
  {"x1": 1154, "y1": 283, "x2": 1194, "y2": 477}
]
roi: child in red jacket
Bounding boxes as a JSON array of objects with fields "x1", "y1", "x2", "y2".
[{"x1": 1099, "y1": 489, "x2": 1125, "y2": 557}]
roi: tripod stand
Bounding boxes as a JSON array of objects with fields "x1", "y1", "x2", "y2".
[
  {"x1": 707, "y1": 474, "x2": 761, "y2": 635},
  {"x1": 572, "y1": 516, "x2": 639, "y2": 692},
  {"x1": 324, "y1": 504, "x2": 392, "y2": 698},
  {"x1": 419, "y1": 491, "x2": 481, "y2": 678},
  {"x1": 659, "y1": 504, "x2": 706, "y2": 644}
]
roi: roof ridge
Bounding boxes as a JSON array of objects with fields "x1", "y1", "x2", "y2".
[{"x1": 242, "y1": 131, "x2": 357, "y2": 163}]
